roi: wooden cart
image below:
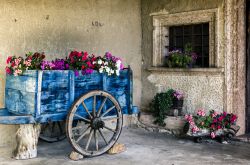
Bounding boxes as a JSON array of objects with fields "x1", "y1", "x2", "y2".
[{"x1": 0, "y1": 67, "x2": 138, "y2": 158}]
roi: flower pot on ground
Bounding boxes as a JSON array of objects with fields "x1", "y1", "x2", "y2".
[
  {"x1": 150, "y1": 89, "x2": 185, "y2": 126},
  {"x1": 183, "y1": 109, "x2": 240, "y2": 143}
]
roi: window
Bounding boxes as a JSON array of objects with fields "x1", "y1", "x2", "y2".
[
  {"x1": 168, "y1": 23, "x2": 209, "y2": 67},
  {"x1": 151, "y1": 9, "x2": 217, "y2": 68}
]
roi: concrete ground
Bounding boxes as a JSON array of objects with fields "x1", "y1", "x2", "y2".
[{"x1": 1, "y1": 127, "x2": 250, "y2": 165}]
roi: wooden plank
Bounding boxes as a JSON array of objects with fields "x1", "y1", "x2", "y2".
[
  {"x1": 5, "y1": 88, "x2": 36, "y2": 115},
  {"x1": 6, "y1": 74, "x2": 37, "y2": 93},
  {"x1": 0, "y1": 109, "x2": 36, "y2": 124}
]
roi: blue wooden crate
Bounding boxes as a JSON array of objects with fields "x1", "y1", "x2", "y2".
[{"x1": 1, "y1": 68, "x2": 134, "y2": 124}]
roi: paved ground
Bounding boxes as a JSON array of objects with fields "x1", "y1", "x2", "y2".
[{"x1": 1, "y1": 127, "x2": 250, "y2": 165}]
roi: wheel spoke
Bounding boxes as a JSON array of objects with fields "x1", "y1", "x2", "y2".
[
  {"x1": 76, "y1": 126, "x2": 90, "y2": 143},
  {"x1": 103, "y1": 126, "x2": 117, "y2": 133},
  {"x1": 94, "y1": 130, "x2": 99, "y2": 151},
  {"x1": 85, "y1": 129, "x2": 94, "y2": 151},
  {"x1": 97, "y1": 97, "x2": 107, "y2": 117},
  {"x1": 101, "y1": 106, "x2": 116, "y2": 117},
  {"x1": 101, "y1": 116, "x2": 121, "y2": 121},
  {"x1": 82, "y1": 102, "x2": 93, "y2": 119},
  {"x1": 74, "y1": 114, "x2": 91, "y2": 123},
  {"x1": 93, "y1": 95, "x2": 96, "y2": 117},
  {"x1": 98, "y1": 129, "x2": 108, "y2": 145}
]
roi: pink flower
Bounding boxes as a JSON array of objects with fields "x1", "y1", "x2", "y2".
[
  {"x1": 211, "y1": 132, "x2": 216, "y2": 138},
  {"x1": 5, "y1": 67, "x2": 11, "y2": 74},
  {"x1": 14, "y1": 69, "x2": 22, "y2": 76},
  {"x1": 212, "y1": 112, "x2": 218, "y2": 118},
  {"x1": 217, "y1": 125, "x2": 222, "y2": 129},
  {"x1": 6, "y1": 56, "x2": 12, "y2": 64},
  {"x1": 189, "y1": 121, "x2": 195, "y2": 127},
  {"x1": 24, "y1": 60, "x2": 31, "y2": 66},
  {"x1": 197, "y1": 108, "x2": 206, "y2": 117},
  {"x1": 14, "y1": 58, "x2": 21, "y2": 65},
  {"x1": 192, "y1": 126, "x2": 199, "y2": 133}
]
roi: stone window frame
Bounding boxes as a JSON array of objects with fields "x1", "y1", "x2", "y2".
[{"x1": 151, "y1": 9, "x2": 218, "y2": 68}]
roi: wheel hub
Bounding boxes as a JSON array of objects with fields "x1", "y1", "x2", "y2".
[{"x1": 91, "y1": 118, "x2": 105, "y2": 129}]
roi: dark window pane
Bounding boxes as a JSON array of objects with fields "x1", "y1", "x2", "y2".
[
  {"x1": 203, "y1": 23, "x2": 209, "y2": 35},
  {"x1": 168, "y1": 23, "x2": 209, "y2": 68},
  {"x1": 194, "y1": 36, "x2": 202, "y2": 45},
  {"x1": 184, "y1": 36, "x2": 192, "y2": 45},
  {"x1": 175, "y1": 26, "x2": 183, "y2": 36},
  {"x1": 203, "y1": 36, "x2": 209, "y2": 46},
  {"x1": 184, "y1": 25, "x2": 192, "y2": 35},
  {"x1": 193, "y1": 24, "x2": 202, "y2": 35}
]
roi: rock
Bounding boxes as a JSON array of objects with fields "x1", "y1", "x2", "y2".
[
  {"x1": 108, "y1": 143, "x2": 126, "y2": 154},
  {"x1": 69, "y1": 151, "x2": 83, "y2": 161}
]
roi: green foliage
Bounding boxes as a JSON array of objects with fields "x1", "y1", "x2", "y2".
[
  {"x1": 166, "y1": 43, "x2": 197, "y2": 68},
  {"x1": 150, "y1": 89, "x2": 174, "y2": 126}
]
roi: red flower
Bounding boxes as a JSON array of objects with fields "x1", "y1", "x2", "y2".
[
  {"x1": 218, "y1": 116, "x2": 224, "y2": 122},
  {"x1": 211, "y1": 124, "x2": 215, "y2": 129},
  {"x1": 6, "y1": 56, "x2": 12, "y2": 64},
  {"x1": 77, "y1": 51, "x2": 82, "y2": 57},
  {"x1": 217, "y1": 125, "x2": 222, "y2": 129},
  {"x1": 11, "y1": 62, "x2": 15, "y2": 67},
  {"x1": 81, "y1": 65, "x2": 85, "y2": 70},
  {"x1": 82, "y1": 52, "x2": 88, "y2": 61},
  {"x1": 5, "y1": 67, "x2": 11, "y2": 74}
]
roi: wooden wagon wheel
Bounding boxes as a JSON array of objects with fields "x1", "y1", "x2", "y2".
[
  {"x1": 66, "y1": 90, "x2": 123, "y2": 157},
  {"x1": 39, "y1": 121, "x2": 66, "y2": 142}
]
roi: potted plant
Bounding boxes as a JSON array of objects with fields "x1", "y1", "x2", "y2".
[
  {"x1": 183, "y1": 109, "x2": 240, "y2": 143},
  {"x1": 165, "y1": 43, "x2": 198, "y2": 68},
  {"x1": 150, "y1": 89, "x2": 184, "y2": 126}
]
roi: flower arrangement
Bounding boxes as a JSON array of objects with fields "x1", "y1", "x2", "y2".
[
  {"x1": 166, "y1": 43, "x2": 198, "y2": 68},
  {"x1": 185, "y1": 109, "x2": 238, "y2": 139},
  {"x1": 5, "y1": 51, "x2": 124, "y2": 77},
  {"x1": 92, "y1": 52, "x2": 123, "y2": 76},
  {"x1": 173, "y1": 90, "x2": 184, "y2": 100},
  {"x1": 151, "y1": 89, "x2": 184, "y2": 126}
]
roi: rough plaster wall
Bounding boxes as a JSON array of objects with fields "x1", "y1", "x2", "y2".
[
  {"x1": 0, "y1": 0, "x2": 141, "y2": 147},
  {"x1": 141, "y1": 0, "x2": 225, "y2": 113},
  {"x1": 147, "y1": 73, "x2": 224, "y2": 113}
]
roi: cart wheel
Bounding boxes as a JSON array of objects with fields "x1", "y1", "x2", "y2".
[
  {"x1": 39, "y1": 121, "x2": 66, "y2": 142},
  {"x1": 194, "y1": 137, "x2": 202, "y2": 143},
  {"x1": 66, "y1": 90, "x2": 123, "y2": 157}
]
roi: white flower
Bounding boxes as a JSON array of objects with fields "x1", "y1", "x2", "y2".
[
  {"x1": 116, "y1": 60, "x2": 121, "y2": 69},
  {"x1": 104, "y1": 62, "x2": 108, "y2": 66},
  {"x1": 97, "y1": 59, "x2": 102, "y2": 65},
  {"x1": 92, "y1": 61, "x2": 96, "y2": 64},
  {"x1": 105, "y1": 67, "x2": 110, "y2": 73},
  {"x1": 99, "y1": 68, "x2": 103, "y2": 73},
  {"x1": 116, "y1": 70, "x2": 120, "y2": 76},
  {"x1": 110, "y1": 69, "x2": 114, "y2": 74}
]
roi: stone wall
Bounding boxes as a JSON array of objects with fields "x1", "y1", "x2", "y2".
[
  {"x1": 141, "y1": 0, "x2": 246, "y2": 134},
  {"x1": 141, "y1": 0, "x2": 224, "y2": 111},
  {"x1": 0, "y1": 0, "x2": 141, "y2": 147}
]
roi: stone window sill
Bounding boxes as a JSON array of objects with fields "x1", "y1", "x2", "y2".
[{"x1": 147, "y1": 67, "x2": 224, "y2": 75}]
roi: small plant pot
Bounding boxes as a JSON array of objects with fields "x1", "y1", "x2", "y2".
[{"x1": 172, "y1": 99, "x2": 183, "y2": 109}]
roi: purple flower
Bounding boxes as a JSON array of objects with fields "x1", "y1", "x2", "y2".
[
  {"x1": 173, "y1": 90, "x2": 184, "y2": 100},
  {"x1": 41, "y1": 61, "x2": 55, "y2": 70},
  {"x1": 52, "y1": 59, "x2": 67, "y2": 70},
  {"x1": 74, "y1": 70, "x2": 79, "y2": 77},
  {"x1": 81, "y1": 69, "x2": 94, "y2": 75},
  {"x1": 105, "y1": 52, "x2": 112, "y2": 59}
]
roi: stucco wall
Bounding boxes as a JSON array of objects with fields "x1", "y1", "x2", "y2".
[
  {"x1": 0, "y1": 0, "x2": 141, "y2": 147},
  {"x1": 141, "y1": 0, "x2": 225, "y2": 113}
]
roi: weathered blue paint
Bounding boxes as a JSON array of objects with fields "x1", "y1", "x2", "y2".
[
  {"x1": 0, "y1": 109, "x2": 36, "y2": 124},
  {"x1": 0, "y1": 68, "x2": 138, "y2": 124}
]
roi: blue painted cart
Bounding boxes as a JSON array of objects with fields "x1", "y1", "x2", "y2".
[{"x1": 0, "y1": 67, "x2": 137, "y2": 157}]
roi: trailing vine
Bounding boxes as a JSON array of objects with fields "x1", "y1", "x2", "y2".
[{"x1": 150, "y1": 89, "x2": 174, "y2": 126}]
